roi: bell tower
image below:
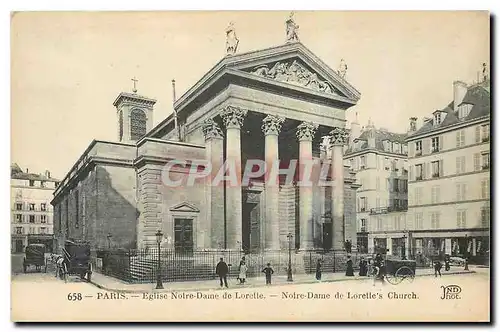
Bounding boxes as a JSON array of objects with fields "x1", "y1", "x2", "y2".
[{"x1": 113, "y1": 79, "x2": 156, "y2": 143}]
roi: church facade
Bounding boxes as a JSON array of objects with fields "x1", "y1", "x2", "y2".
[{"x1": 51, "y1": 41, "x2": 362, "y2": 255}]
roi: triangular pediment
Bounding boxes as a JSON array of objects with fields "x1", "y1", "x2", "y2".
[
  {"x1": 227, "y1": 42, "x2": 360, "y2": 102},
  {"x1": 169, "y1": 202, "x2": 200, "y2": 213}
]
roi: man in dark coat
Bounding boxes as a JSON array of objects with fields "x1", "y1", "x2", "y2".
[
  {"x1": 359, "y1": 257, "x2": 368, "y2": 276},
  {"x1": 216, "y1": 257, "x2": 229, "y2": 288},
  {"x1": 345, "y1": 255, "x2": 354, "y2": 276},
  {"x1": 315, "y1": 259, "x2": 322, "y2": 281}
]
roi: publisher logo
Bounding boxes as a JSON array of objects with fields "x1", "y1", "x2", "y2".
[{"x1": 440, "y1": 285, "x2": 462, "y2": 300}]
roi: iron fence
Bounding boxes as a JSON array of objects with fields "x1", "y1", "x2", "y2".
[{"x1": 92, "y1": 248, "x2": 364, "y2": 283}]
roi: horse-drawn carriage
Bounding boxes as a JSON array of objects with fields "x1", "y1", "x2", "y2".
[
  {"x1": 370, "y1": 256, "x2": 416, "y2": 285},
  {"x1": 23, "y1": 244, "x2": 48, "y2": 273},
  {"x1": 58, "y1": 240, "x2": 92, "y2": 282}
]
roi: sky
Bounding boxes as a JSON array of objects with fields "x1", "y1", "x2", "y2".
[{"x1": 10, "y1": 11, "x2": 490, "y2": 180}]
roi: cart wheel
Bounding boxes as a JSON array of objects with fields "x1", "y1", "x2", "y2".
[
  {"x1": 385, "y1": 274, "x2": 401, "y2": 285},
  {"x1": 395, "y1": 267, "x2": 414, "y2": 283}
]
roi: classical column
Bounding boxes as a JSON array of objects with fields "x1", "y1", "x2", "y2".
[
  {"x1": 221, "y1": 106, "x2": 247, "y2": 250},
  {"x1": 202, "y1": 118, "x2": 224, "y2": 249},
  {"x1": 262, "y1": 115, "x2": 285, "y2": 250},
  {"x1": 329, "y1": 127, "x2": 349, "y2": 251},
  {"x1": 296, "y1": 122, "x2": 318, "y2": 250}
]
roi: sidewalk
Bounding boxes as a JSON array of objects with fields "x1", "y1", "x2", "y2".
[{"x1": 89, "y1": 267, "x2": 477, "y2": 293}]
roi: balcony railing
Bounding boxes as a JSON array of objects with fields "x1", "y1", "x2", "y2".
[
  {"x1": 369, "y1": 206, "x2": 408, "y2": 215},
  {"x1": 482, "y1": 164, "x2": 490, "y2": 170},
  {"x1": 432, "y1": 173, "x2": 440, "y2": 178},
  {"x1": 360, "y1": 207, "x2": 367, "y2": 212},
  {"x1": 415, "y1": 175, "x2": 423, "y2": 181},
  {"x1": 482, "y1": 136, "x2": 490, "y2": 143},
  {"x1": 432, "y1": 147, "x2": 440, "y2": 153},
  {"x1": 415, "y1": 150, "x2": 422, "y2": 156}
]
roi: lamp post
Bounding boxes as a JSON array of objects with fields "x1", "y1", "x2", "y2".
[
  {"x1": 155, "y1": 230, "x2": 164, "y2": 289},
  {"x1": 464, "y1": 234, "x2": 469, "y2": 271},
  {"x1": 107, "y1": 233, "x2": 112, "y2": 249},
  {"x1": 402, "y1": 233, "x2": 407, "y2": 260},
  {"x1": 286, "y1": 232, "x2": 293, "y2": 282}
]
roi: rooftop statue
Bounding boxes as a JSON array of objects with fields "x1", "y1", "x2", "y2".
[
  {"x1": 225, "y1": 21, "x2": 239, "y2": 56},
  {"x1": 285, "y1": 12, "x2": 299, "y2": 43}
]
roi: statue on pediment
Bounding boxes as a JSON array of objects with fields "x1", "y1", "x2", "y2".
[
  {"x1": 338, "y1": 58, "x2": 348, "y2": 78},
  {"x1": 225, "y1": 22, "x2": 239, "y2": 56},
  {"x1": 285, "y1": 12, "x2": 299, "y2": 43}
]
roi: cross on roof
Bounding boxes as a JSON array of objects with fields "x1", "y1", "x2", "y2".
[{"x1": 131, "y1": 77, "x2": 138, "y2": 93}]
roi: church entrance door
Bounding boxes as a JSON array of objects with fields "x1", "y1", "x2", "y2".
[{"x1": 174, "y1": 218, "x2": 193, "y2": 254}]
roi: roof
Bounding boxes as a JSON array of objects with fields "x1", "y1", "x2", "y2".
[
  {"x1": 408, "y1": 79, "x2": 490, "y2": 138},
  {"x1": 345, "y1": 127, "x2": 407, "y2": 155},
  {"x1": 11, "y1": 164, "x2": 60, "y2": 182}
]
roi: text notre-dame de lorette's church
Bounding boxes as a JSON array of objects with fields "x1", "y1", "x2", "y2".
[{"x1": 51, "y1": 16, "x2": 362, "y2": 264}]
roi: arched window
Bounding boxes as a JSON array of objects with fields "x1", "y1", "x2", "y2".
[
  {"x1": 118, "y1": 110, "x2": 123, "y2": 141},
  {"x1": 130, "y1": 109, "x2": 147, "y2": 140}
]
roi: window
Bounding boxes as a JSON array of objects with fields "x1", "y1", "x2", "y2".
[
  {"x1": 431, "y1": 137, "x2": 440, "y2": 152},
  {"x1": 360, "y1": 219, "x2": 367, "y2": 232},
  {"x1": 415, "y1": 141, "x2": 422, "y2": 156},
  {"x1": 55, "y1": 182, "x2": 60, "y2": 188},
  {"x1": 384, "y1": 158, "x2": 390, "y2": 170},
  {"x1": 474, "y1": 153, "x2": 481, "y2": 171},
  {"x1": 16, "y1": 214, "x2": 22, "y2": 223},
  {"x1": 377, "y1": 217, "x2": 383, "y2": 231},
  {"x1": 40, "y1": 227, "x2": 46, "y2": 235},
  {"x1": 458, "y1": 104, "x2": 472, "y2": 120},
  {"x1": 41, "y1": 203, "x2": 46, "y2": 211},
  {"x1": 434, "y1": 112, "x2": 442, "y2": 126},
  {"x1": 118, "y1": 110, "x2": 124, "y2": 141},
  {"x1": 75, "y1": 191, "x2": 79, "y2": 228},
  {"x1": 431, "y1": 186, "x2": 440, "y2": 204},
  {"x1": 29, "y1": 203, "x2": 35, "y2": 211},
  {"x1": 360, "y1": 156, "x2": 366, "y2": 169},
  {"x1": 360, "y1": 197, "x2": 367, "y2": 212},
  {"x1": 40, "y1": 181, "x2": 45, "y2": 188},
  {"x1": 481, "y1": 152, "x2": 490, "y2": 170},
  {"x1": 415, "y1": 213, "x2": 423, "y2": 230},
  {"x1": 482, "y1": 124, "x2": 490, "y2": 142},
  {"x1": 430, "y1": 212, "x2": 440, "y2": 229},
  {"x1": 456, "y1": 183, "x2": 467, "y2": 201},
  {"x1": 376, "y1": 197, "x2": 381, "y2": 208},
  {"x1": 29, "y1": 215, "x2": 35, "y2": 223},
  {"x1": 456, "y1": 156, "x2": 466, "y2": 174},
  {"x1": 41, "y1": 215, "x2": 47, "y2": 223},
  {"x1": 415, "y1": 187, "x2": 423, "y2": 205},
  {"x1": 431, "y1": 161, "x2": 440, "y2": 178},
  {"x1": 481, "y1": 207, "x2": 490, "y2": 227},
  {"x1": 29, "y1": 180, "x2": 34, "y2": 187},
  {"x1": 415, "y1": 164, "x2": 423, "y2": 180},
  {"x1": 16, "y1": 203, "x2": 22, "y2": 211},
  {"x1": 393, "y1": 179, "x2": 399, "y2": 192},
  {"x1": 456, "y1": 210, "x2": 467, "y2": 228},
  {"x1": 16, "y1": 227, "x2": 23, "y2": 234},
  {"x1": 481, "y1": 179, "x2": 489, "y2": 199},
  {"x1": 475, "y1": 126, "x2": 481, "y2": 143},
  {"x1": 29, "y1": 227, "x2": 34, "y2": 234},
  {"x1": 392, "y1": 159, "x2": 399, "y2": 171},
  {"x1": 350, "y1": 158, "x2": 354, "y2": 170},
  {"x1": 130, "y1": 109, "x2": 147, "y2": 140},
  {"x1": 456, "y1": 129, "x2": 466, "y2": 147},
  {"x1": 376, "y1": 177, "x2": 380, "y2": 190}
]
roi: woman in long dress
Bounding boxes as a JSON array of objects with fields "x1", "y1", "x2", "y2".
[
  {"x1": 345, "y1": 256, "x2": 354, "y2": 276},
  {"x1": 359, "y1": 257, "x2": 368, "y2": 276},
  {"x1": 315, "y1": 259, "x2": 322, "y2": 281},
  {"x1": 238, "y1": 261, "x2": 248, "y2": 284}
]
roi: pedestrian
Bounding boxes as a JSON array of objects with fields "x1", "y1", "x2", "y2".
[
  {"x1": 359, "y1": 257, "x2": 368, "y2": 276},
  {"x1": 238, "y1": 261, "x2": 248, "y2": 284},
  {"x1": 434, "y1": 260, "x2": 442, "y2": 277},
  {"x1": 262, "y1": 262, "x2": 274, "y2": 285},
  {"x1": 345, "y1": 255, "x2": 354, "y2": 276},
  {"x1": 373, "y1": 253, "x2": 385, "y2": 284},
  {"x1": 315, "y1": 259, "x2": 322, "y2": 281},
  {"x1": 215, "y1": 257, "x2": 229, "y2": 288},
  {"x1": 444, "y1": 255, "x2": 451, "y2": 271}
]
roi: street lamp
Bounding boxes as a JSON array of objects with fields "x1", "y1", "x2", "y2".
[
  {"x1": 107, "y1": 233, "x2": 112, "y2": 249},
  {"x1": 402, "y1": 233, "x2": 407, "y2": 260},
  {"x1": 464, "y1": 234, "x2": 469, "y2": 271},
  {"x1": 155, "y1": 230, "x2": 164, "y2": 289},
  {"x1": 286, "y1": 233, "x2": 293, "y2": 282}
]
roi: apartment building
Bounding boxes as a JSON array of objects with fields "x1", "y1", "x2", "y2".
[
  {"x1": 11, "y1": 163, "x2": 60, "y2": 253},
  {"x1": 405, "y1": 78, "x2": 490, "y2": 262},
  {"x1": 344, "y1": 120, "x2": 409, "y2": 255}
]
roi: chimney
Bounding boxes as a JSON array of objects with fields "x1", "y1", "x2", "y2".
[
  {"x1": 409, "y1": 117, "x2": 418, "y2": 133},
  {"x1": 367, "y1": 128, "x2": 376, "y2": 148},
  {"x1": 349, "y1": 117, "x2": 361, "y2": 146},
  {"x1": 453, "y1": 80, "x2": 468, "y2": 111},
  {"x1": 26, "y1": 168, "x2": 28, "y2": 173},
  {"x1": 45, "y1": 170, "x2": 51, "y2": 178}
]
